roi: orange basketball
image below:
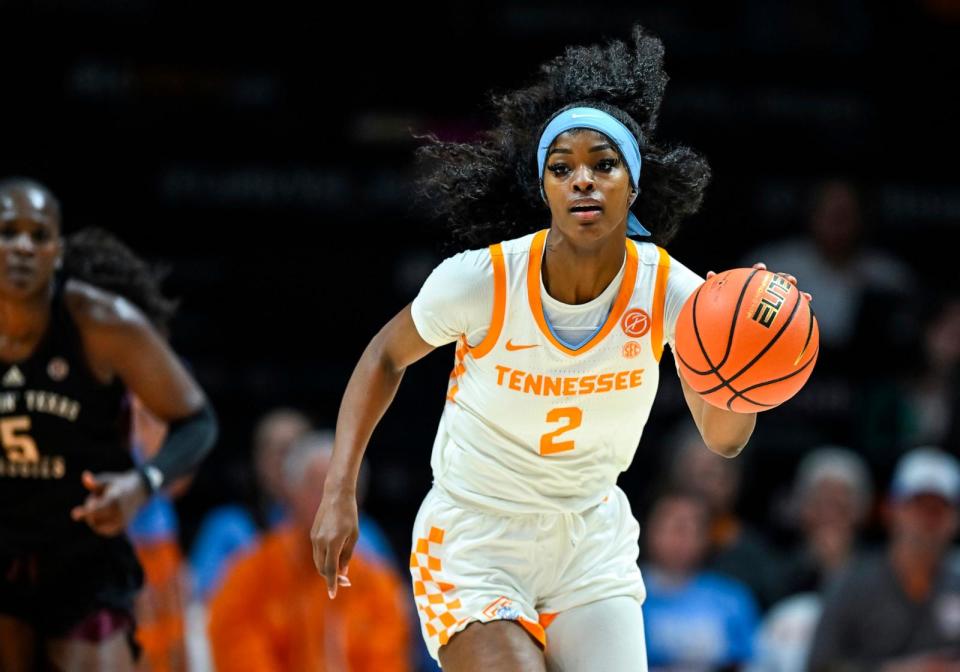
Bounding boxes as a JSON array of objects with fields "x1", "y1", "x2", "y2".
[{"x1": 674, "y1": 268, "x2": 819, "y2": 413}]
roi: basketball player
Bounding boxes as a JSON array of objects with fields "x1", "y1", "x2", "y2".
[
  {"x1": 311, "y1": 26, "x2": 809, "y2": 671},
  {"x1": 0, "y1": 179, "x2": 218, "y2": 670}
]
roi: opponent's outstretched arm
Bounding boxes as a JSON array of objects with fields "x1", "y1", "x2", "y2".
[{"x1": 70, "y1": 288, "x2": 217, "y2": 535}]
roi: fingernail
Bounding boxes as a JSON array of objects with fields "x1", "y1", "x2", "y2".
[{"x1": 328, "y1": 589, "x2": 335, "y2": 599}]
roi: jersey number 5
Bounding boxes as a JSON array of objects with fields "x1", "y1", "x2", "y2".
[
  {"x1": 1, "y1": 416, "x2": 40, "y2": 463},
  {"x1": 539, "y1": 407, "x2": 582, "y2": 456}
]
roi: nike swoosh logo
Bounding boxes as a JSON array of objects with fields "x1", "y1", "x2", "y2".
[{"x1": 505, "y1": 339, "x2": 539, "y2": 351}]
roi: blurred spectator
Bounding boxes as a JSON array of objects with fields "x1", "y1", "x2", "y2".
[
  {"x1": 808, "y1": 448, "x2": 960, "y2": 671},
  {"x1": 207, "y1": 431, "x2": 411, "y2": 671},
  {"x1": 669, "y1": 427, "x2": 783, "y2": 608},
  {"x1": 901, "y1": 297, "x2": 960, "y2": 451},
  {"x1": 127, "y1": 395, "x2": 189, "y2": 672},
  {"x1": 745, "y1": 179, "x2": 915, "y2": 356},
  {"x1": 749, "y1": 594, "x2": 822, "y2": 672},
  {"x1": 778, "y1": 447, "x2": 874, "y2": 598},
  {"x1": 859, "y1": 295, "x2": 960, "y2": 469},
  {"x1": 189, "y1": 408, "x2": 311, "y2": 600},
  {"x1": 642, "y1": 489, "x2": 760, "y2": 671},
  {"x1": 749, "y1": 448, "x2": 873, "y2": 672},
  {"x1": 253, "y1": 408, "x2": 314, "y2": 523}
]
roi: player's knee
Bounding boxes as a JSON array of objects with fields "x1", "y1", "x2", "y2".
[{"x1": 439, "y1": 619, "x2": 546, "y2": 672}]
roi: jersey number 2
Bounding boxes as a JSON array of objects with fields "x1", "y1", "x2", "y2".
[{"x1": 539, "y1": 407, "x2": 582, "y2": 456}]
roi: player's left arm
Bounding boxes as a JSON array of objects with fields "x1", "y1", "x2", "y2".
[
  {"x1": 68, "y1": 282, "x2": 218, "y2": 535},
  {"x1": 670, "y1": 261, "x2": 810, "y2": 458},
  {"x1": 679, "y1": 376, "x2": 757, "y2": 458}
]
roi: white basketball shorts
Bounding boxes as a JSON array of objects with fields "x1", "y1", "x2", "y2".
[{"x1": 408, "y1": 483, "x2": 646, "y2": 663}]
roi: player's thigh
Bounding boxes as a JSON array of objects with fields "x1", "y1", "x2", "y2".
[
  {"x1": 0, "y1": 614, "x2": 37, "y2": 672},
  {"x1": 45, "y1": 630, "x2": 136, "y2": 672},
  {"x1": 410, "y1": 487, "x2": 545, "y2": 662},
  {"x1": 544, "y1": 595, "x2": 647, "y2": 672},
  {"x1": 439, "y1": 619, "x2": 547, "y2": 672}
]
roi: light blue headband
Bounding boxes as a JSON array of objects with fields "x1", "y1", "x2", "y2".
[{"x1": 536, "y1": 106, "x2": 651, "y2": 237}]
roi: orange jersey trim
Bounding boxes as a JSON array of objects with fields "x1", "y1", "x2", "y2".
[
  {"x1": 446, "y1": 336, "x2": 469, "y2": 403},
  {"x1": 526, "y1": 229, "x2": 639, "y2": 357},
  {"x1": 467, "y1": 243, "x2": 507, "y2": 359},
  {"x1": 518, "y1": 617, "x2": 547, "y2": 648},
  {"x1": 650, "y1": 246, "x2": 671, "y2": 362},
  {"x1": 539, "y1": 612, "x2": 559, "y2": 630}
]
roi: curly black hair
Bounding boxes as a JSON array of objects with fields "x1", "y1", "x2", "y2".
[
  {"x1": 413, "y1": 24, "x2": 711, "y2": 250},
  {"x1": 0, "y1": 177, "x2": 179, "y2": 331},
  {"x1": 63, "y1": 227, "x2": 179, "y2": 333}
]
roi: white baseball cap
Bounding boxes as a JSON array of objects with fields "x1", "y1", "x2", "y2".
[{"x1": 891, "y1": 447, "x2": 960, "y2": 504}]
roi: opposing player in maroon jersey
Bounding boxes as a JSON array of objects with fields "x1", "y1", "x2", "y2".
[{"x1": 0, "y1": 178, "x2": 217, "y2": 671}]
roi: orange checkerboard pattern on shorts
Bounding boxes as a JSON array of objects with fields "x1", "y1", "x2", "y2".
[{"x1": 410, "y1": 526, "x2": 466, "y2": 646}]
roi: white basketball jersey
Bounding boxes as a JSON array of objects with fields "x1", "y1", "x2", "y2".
[{"x1": 430, "y1": 228, "x2": 671, "y2": 514}]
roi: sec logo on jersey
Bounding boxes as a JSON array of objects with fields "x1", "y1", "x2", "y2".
[
  {"x1": 622, "y1": 341, "x2": 642, "y2": 359},
  {"x1": 620, "y1": 309, "x2": 650, "y2": 338}
]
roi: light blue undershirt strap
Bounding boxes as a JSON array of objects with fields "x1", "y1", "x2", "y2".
[{"x1": 543, "y1": 303, "x2": 614, "y2": 350}]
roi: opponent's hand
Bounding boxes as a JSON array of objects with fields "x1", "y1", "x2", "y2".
[
  {"x1": 707, "y1": 262, "x2": 813, "y2": 303},
  {"x1": 310, "y1": 488, "x2": 359, "y2": 598},
  {"x1": 70, "y1": 470, "x2": 149, "y2": 536}
]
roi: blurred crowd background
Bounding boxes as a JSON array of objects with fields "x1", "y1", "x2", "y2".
[{"x1": 3, "y1": 0, "x2": 960, "y2": 670}]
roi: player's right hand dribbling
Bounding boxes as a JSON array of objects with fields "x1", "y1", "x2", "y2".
[{"x1": 310, "y1": 489, "x2": 359, "y2": 599}]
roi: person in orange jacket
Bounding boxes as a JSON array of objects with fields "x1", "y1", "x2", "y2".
[
  {"x1": 208, "y1": 431, "x2": 411, "y2": 672},
  {"x1": 128, "y1": 394, "x2": 189, "y2": 672}
]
